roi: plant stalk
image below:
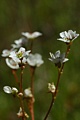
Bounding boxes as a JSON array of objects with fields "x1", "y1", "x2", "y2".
[
  {"x1": 43, "y1": 43, "x2": 71, "y2": 120},
  {"x1": 19, "y1": 65, "x2": 25, "y2": 120},
  {"x1": 30, "y1": 66, "x2": 36, "y2": 120}
]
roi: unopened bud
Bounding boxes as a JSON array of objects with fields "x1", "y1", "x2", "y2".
[{"x1": 48, "y1": 82, "x2": 56, "y2": 93}]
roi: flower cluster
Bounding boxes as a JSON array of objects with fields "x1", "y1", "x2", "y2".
[
  {"x1": 2, "y1": 30, "x2": 79, "y2": 120},
  {"x1": 9, "y1": 47, "x2": 30, "y2": 65},
  {"x1": 3, "y1": 86, "x2": 33, "y2": 99},
  {"x1": 2, "y1": 47, "x2": 30, "y2": 69},
  {"x1": 49, "y1": 30, "x2": 79, "y2": 68},
  {"x1": 11, "y1": 37, "x2": 27, "y2": 49},
  {"x1": 2, "y1": 31, "x2": 43, "y2": 69}
]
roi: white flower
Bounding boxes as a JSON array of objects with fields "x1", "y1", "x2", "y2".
[
  {"x1": 27, "y1": 53, "x2": 44, "y2": 67},
  {"x1": 3, "y1": 86, "x2": 18, "y2": 94},
  {"x1": 57, "y1": 30, "x2": 79, "y2": 43},
  {"x1": 9, "y1": 47, "x2": 30, "y2": 64},
  {"x1": 24, "y1": 88, "x2": 33, "y2": 98},
  {"x1": 48, "y1": 83, "x2": 56, "y2": 93},
  {"x1": 6, "y1": 58, "x2": 19, "y2": 69},
  {"x1": 2, "y1": 49, "x2": 11, "y2": 57},
  {"x1": 17, "y1": 107, "x2": 29, "y2": 118},
  {"x1": 11, "y1": 37, "x2": 27, "y2": 49},
  {"x1": 22, "y1": 32, "x2": 42, "y2": 39},
  {"x1": 49, "y1": 50, "x2": 68, "y2": 68}
]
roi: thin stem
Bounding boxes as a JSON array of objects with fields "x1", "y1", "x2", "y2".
[
  {"x1": 12, "y1": 66, "x2": 25, "y2": 119},
  {"x1": 29, "y1": 66, "x2": 35, "y2": 120},
  {"x1": 19, "y1": 65, "x2": 25, "y2": 120},
  {"x1": 55, "y1": 70, "x2": 61, "y2": 94},
  {"x1": 61, "y1": 43, "x2": 71, "y2": 73},
  {"x1": 43, "y1": 70, "x2": 61, "y2": 120},
  {"x1": 20, "y1": 97, "x2": 26, "y2": 120},
  {"x1": 12, "y1": 69, "x2": 19, "y2": 84},
  {"x1": 20, "y1": 66, "x2": 24, "y2": 93},
  {"x1": 30, "y1": 67, "x2": 35, "y2": 95},
  {"x1": 65, "y1": 43, "x2": 71, "y2": 57},
  {"x1": 43, "y1": 94, "x2": 54, "y2": 120},
  {"x1": 43, "y1": 44, "x2": 71, "y2": 120}
]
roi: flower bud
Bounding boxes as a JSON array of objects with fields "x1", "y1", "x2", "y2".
[{"x1": 48, "y1": 83, "x2": 56, "y2": 93}]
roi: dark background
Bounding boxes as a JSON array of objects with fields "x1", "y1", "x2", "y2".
[{"x1": 0, "y1": 0, "x2": 80, "y2": 120}]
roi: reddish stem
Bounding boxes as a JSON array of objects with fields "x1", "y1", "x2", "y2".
[
  {"x1": 19, "y1": 65, "x2": 25, "y2": 120},
  {"x1": 30, "y1": 66, "x2": 36, "y2": 120},
  {"x1": 43, "y1": 43, "x2": 71, "y2": 120},
  {"x1": 12, "y1": 69, "x2": 19, "y2": 84},
  {"x1": 43, "y1": 70, "x2": 61, "y2": 120}
]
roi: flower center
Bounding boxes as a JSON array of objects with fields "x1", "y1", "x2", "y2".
[{"x1": 17, "y1": 52, "x2": 23, "y2": 58}]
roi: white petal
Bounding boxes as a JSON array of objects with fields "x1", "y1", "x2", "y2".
[
  {"x1": 12, "y1": 87, "x2": 18, "y2": 93},
  {"x1": 15, "y1": 38, "x2": 23, "y2": 45},
  {"x1": 27, "y1": 53, "x2": 44, "y2": 67},
  {"x1": 24, "y1": 88, "x2": 32, "y2": 97},
  {"x1": 2, "y1": 49, "x2": 10, "y2": 57},
  {"x1": 35, "y1": 53, "x2": 44, "y2": 67},
  {"x1": 49, "y1": 52, "x2": 55, "y2": 59},
  {"x1": 18, "y1": 47, "x2": 25, "y2": 53},
  {"x1": 60, "y1": 32, "x2": 66, "y2": 38},
  {"x1": 27, "y1": 54, "x2": 36, "y2": 66},
  {"x1": 6, "y1": 58, "x2": 19, "y2": 69},
  {"x1": 9, "y1": 51, "x2": 16, "y2": 58},
  {"x1": 36, "y1": 59, "x2": 44, "y2": 67},
  {"x1": 31, "y1": 32, "x2": 42, "y2": 38},
  {"x1": 25, "y1": 50, "x2": 31, "y2": 56},
  {"x1": 57, "y1": 38, "x2": 70, "y2": 43},
  {"x1": 48, "y1": 58, "x2": 53, "y2": 61},
  {"x1": 22, "y1": 32, "x2": 42, "y2": 39},
  {"x1": 55, "y1": 50, "x2": 60, "y2": 58},
  {"x1": 63, "y1": 58, "x2": 69, "y2": 63},
  {"x1": 59, "y1": 30, "x2": 79, "y2": 42},
  {"x1": 22, "y1": 32, "x2": 31, "y2": 38},
  {"x1": 68, "y1": 30, "x2": 74, "y2": 38},
  {"x1": 3, "y1": 86, "x2": 12, "y2": 94},
  {"x1": 64, "y1": 31, "x2": 69, "y2": 38},
  {"x1": 22, "y1": 57, "x2": 27, "y2": 64},
  {"x1": 10, "y1": 54, "x2": 21, "y2": 63}
]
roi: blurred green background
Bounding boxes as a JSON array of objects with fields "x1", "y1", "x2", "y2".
[{"x1": 0, "y1": 0, "x2": 80, "y2": 120}]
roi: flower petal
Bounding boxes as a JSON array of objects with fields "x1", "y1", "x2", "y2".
[
  {"x1": 6, "y1": 58, "x2": 19, "y2": 69},
  {"x1": 27, "y1": 53, "x2": 44, "y2": 67},
  {"x1": 55, "y1": 50, "x2": 60, "y2": 58},
  {"x1": 2, "y1": 49, "x2": 11, "y2": 57},
  {"x1": 24, "y1": 88, "x2": 33, "y2": 98},
  {"x1": 58, "y1": 30, "x2": 79, "y2": 43},
  {"x1": 22, "y1": 32, "x2": 42, "y2": 39},
  {"x1": 12, "y1": 87, "x2": 18, "y2": 93},
  {"x1": 3, "y1": 86, "x2": 12, "y2": 94}
]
